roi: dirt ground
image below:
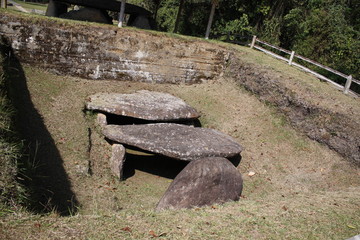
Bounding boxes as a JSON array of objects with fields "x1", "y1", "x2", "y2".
[{"x1": 1, "y1": 54, "x2": 359, "y2": 239}]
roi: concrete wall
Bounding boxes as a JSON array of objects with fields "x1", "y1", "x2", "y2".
[{"x1": 0, "y1": 12, "x2": 229, "y2": 84}]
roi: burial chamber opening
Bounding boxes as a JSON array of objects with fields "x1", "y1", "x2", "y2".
[{"x1": 104, "y1": 112, "x2": 202, "y2": 127}]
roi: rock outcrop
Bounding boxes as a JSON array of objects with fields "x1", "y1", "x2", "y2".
[
  {"x1": 0, "y1": 11, "x2": 229, "y2": 84},
  {"x1": 156, "y1": 157, "x2": 243, "y2": 211}
]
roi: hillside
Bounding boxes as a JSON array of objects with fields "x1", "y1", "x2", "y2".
[{"x1": 0, "y1": 11, "x2": 360, "y2": 239}]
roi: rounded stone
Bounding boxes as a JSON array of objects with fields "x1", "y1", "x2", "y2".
[{"x1": 155, "y1": 157, "x2": 243, "y2": 211}]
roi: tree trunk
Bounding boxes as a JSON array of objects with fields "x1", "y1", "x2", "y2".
[
  {"x1": 173, "y1": 0, "x2": 185, "y2": 33},
  {"x1": 118, "y1": 0, "x2": 126, "y2": 28},
  {"x1": 205, "y1": 2, "x2": 216, "y2": 39},
  {"x1": 153, "y1": 0, "x2": 162, "y2": 21},
  {"x1": 1, "y1": 0, "x2": 7, "y2": 9}
]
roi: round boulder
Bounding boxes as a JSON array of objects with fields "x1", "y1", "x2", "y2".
[{"x1": 155, "y1": 157, "x2": 243, "y2": 211}]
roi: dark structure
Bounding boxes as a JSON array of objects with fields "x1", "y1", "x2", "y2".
[{"x1": 45, "y1": 0, "x2": 154, "y2": 29}]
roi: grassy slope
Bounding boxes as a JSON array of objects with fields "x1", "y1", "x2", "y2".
[
  {"x1": 0, "y1": 13, "x2": 359, "y2": 239},
  {"x1": 8, "y1": 0, "x2": 47, "y2": 12},
  {"x1": 0, "y1": 61, "x2": 359, "y2": 239}
]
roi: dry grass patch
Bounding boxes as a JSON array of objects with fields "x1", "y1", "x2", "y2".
[{"x1": 0, "y1": 63, "x2": 359, "y2": 239}]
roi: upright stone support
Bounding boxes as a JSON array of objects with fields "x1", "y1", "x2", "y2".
[
  {"x1": 110, "y1": 144, "x2": 126, "y2": 180},
  {"x1": 96, "y1": 113, "x2": 107, "y2": 128},
  {"x1": 344, "y1": 75, "x2": 353, "y2": 95},
  {"x1": 289, "y1": 51, "x2": 295, "y2": 65},
  {"x1": 118, "y1": 0, "x2": 126, "y2": 27},
  {"x1": 45, "y1": 0, "x2": 68, "y2": 17},
  {"x1": 250, "y1": 35, "x2": 257, "y2": 49},
  {"x1": 1, "y1": 0, "x2": 7, "y2": 9}
]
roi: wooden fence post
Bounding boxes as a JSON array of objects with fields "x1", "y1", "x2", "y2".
[
  {"x1": 250, "y1": 36, "x2": 256, "y2": 49},
  {"x1": 344, "y1": 75, "x2": 352, "y2": 94},
  {"x1": 289, "y1": 51, "x2": 295, "y2": 65},
  {"x1": 118, "y1": 0, "x2": 126, "y2": 28},
  {"x1": 1, "y1": 0, "x2": 7, "y2": 9}
]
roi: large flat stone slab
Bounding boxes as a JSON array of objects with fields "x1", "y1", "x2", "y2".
[
  {"x1": 103, "y1": 123, "x2": 242, "y2": 161},
  {"x1": 86, "y1": 91, "x2": 200, "y2": 121},
  {"x1": 155, "y1": 157, "x2": 243, "y2": 211}
]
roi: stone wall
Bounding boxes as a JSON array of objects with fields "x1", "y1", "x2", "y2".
[{"x1": 0, "y1": 12, "x2": 229, "y2": 83}]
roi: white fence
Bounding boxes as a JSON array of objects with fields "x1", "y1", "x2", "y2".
[{"x1": 250, "y1": 36, "x2": 359, "y2": 97}]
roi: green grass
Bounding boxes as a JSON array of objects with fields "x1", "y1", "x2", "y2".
[
  {"x1": 9, "y1": 0, "x2": 47, "y2": 12},
  {"x1": 1, "y1": 54, "x2": 359, "y2": 240},
  {"x1": 0, "y1": 11, "x2": 359, "y2": 239},
  {"x1": 0, "y1": 47, "x2": 24, "y2": 209}
]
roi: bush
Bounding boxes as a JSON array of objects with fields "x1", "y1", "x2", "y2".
[{"x1": 0, "y1": 44, "x2": 24, "y2": 211}]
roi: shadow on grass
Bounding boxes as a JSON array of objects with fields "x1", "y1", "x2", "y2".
[{"x1": 1, "y1": 40, "x2": 79, "y2": 216}]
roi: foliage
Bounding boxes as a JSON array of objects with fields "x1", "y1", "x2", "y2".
[
  {"x1": 282, "y1": 0, "x2": 360, "y2": 79},
  {"x1": 148, "y1": 0, "x2": 358, "y2": 79},
  {"x1": 155, "y1": 0, "x2": 178, "y2": 32},
  {"x1": 260, "y1": 17, "x2": 282, "y2": 45},
  {"x1": 0, "y1": 43, "x2": 24, "y2": 209},
  {"x1": 212, "y1": 14, "x2": 252, "y2": 39}
]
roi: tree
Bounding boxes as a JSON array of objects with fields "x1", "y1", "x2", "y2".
[{"x1": 282, "y1": 0, "x2": 360, "y2": 79}]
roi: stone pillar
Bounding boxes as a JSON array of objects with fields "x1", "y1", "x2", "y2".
[
  {"x1": 110, "y1": 144, "x2": 126, "y2": 180},
  {"x1": 118, "y1": 0, "x2": 126, "y2": 27},
  {"x1": 96, "y1": 113, "x2": 107, "y2": 128},
  {"x1": 1, "y1": 0, "x2": 7, "y2": 9},
  {"x1": 45, "y1": 0, "x2": 68, "y2": 17}
]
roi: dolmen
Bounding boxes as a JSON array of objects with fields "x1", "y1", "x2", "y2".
[
  {"x1": 85, "y1": 90, "x2": 243, "y2": 210},
  {"x1": 86, "y1": 90, "x2": 200, "y2": 121}
]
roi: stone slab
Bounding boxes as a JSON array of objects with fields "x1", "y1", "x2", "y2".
[
  {"x1": 86, "y1": 91, "x2": 200, "y2": 121},
  {"x1": 59, "y1": 7, "x2": 113, "y2": 24},
  {"x1": 156, "y1": 157, "x2": 243, "y2": 211},
  {"x1": 103, "y1": 123, "x2": 242, "y2": 161}
]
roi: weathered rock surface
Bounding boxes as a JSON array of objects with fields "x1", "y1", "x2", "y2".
[
  {"x1": 127, "y1": 15, "x2": 152, "y2": 30},
  {"x1": 96, "y1": 113, "x2": 107, "y2": 128},
  {"x1": 110, "y1": 144, "x2": 126, "y2": 180},
  {"x1": 103, "y1": 123, "x2": 242, "y2": 161},
  {"x1": 59, "y1": 7, "x2": 113, "y2": 24},
  {"x1": 155, "y1": 157, "x2": 243, "y2": 211},
  {"x1": 86, "y1": 91, "x2": 200, "y2": 121},
  {"x1": 45, "y1": 0, "x2": 67, "y2": 17},
  {"x1": 0, "y1": 12, "x2": 229, "y2": 83}
]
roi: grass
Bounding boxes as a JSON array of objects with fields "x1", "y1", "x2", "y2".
[
  {"x1": 226, "y1": 44, "x2": 359, "y2": 117},
  {"x1": 0, "y1": 12, "x2": 359, "y2": 238},
  {"x1": 0, "y1": 46, "x2": 24, "y2": 210},
  {"x1": 7, "y1": 0, "x2": 47, "y2": 13},
  {"x1": 0, "y1": 64, "x2": 358, "y2": 239}
]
